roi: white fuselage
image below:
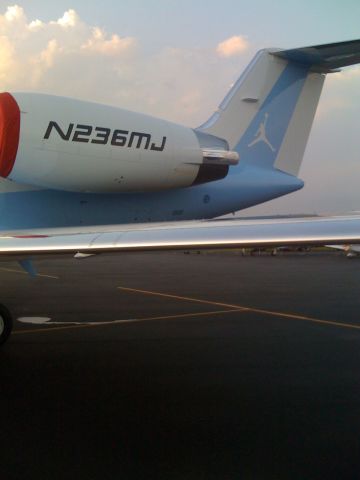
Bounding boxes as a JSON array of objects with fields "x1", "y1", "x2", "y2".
[{"x1": 10, "y1": 93, "x2": 205, "y2": 193}]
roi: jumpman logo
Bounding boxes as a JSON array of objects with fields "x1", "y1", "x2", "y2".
[{"x1": 248, "y1": 112, "x2": 276, "y2": 152}]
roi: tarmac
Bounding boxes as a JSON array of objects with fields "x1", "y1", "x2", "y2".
[{"x1": 1, "y1": 250, "x2": 360, "y2": 479}]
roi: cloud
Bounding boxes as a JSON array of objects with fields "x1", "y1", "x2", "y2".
[
  {"x1": 328, "y1": 65, "x2": 360, "y2": 83},
  {"x1": 0, "y1": 35, "x2": 16, "y2": 83},
  {"x1": 216, "y1": 35, "x2": 249, "y2": 57},
  {"x1": 0, "y1": 4, "x2": 249, "y2": 126},
  {"x1": 0, "y1": 5, "x2": 137, "y2": 95},
  {"x1": 52, "y1": 9, "x2": 79, "y2": 28},
  {"x1": 3, "y1": 4, "x2": 23, "y2": 21},
  {"x1": 81, "y1": 27, "x2": 136, "y2": 56},
  {"x1": 316, "y1": 65, "x2": 360, "y2": 118},
  {"x1": 0, "y1": 4, "x2": 27, "y2": 38},
  {"x1": 28, "y1": 19, "x2": 43, "y2": 30}
]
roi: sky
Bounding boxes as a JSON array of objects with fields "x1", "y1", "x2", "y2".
[{"x1": 0, "y1": 0, "x2": 359, "y2": 215}]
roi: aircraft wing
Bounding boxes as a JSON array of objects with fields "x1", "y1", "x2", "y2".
[{"x1": 1, "y1": 214, "x2": 360, "y2": 257}]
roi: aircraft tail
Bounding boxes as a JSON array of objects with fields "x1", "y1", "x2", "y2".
[{"x1": 197, "y1": 39, "x2": 360, "y2": 176}]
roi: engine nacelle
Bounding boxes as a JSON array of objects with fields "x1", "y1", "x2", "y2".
[{"x1": 0, "y1": 92, "x2": 238, "y2": 193}]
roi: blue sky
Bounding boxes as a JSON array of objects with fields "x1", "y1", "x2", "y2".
[
  {"x1": 16, "y1": 0, "x2": 360, "y2": 49},
  {"x1": 0, "y1": 0, "x2": 359, "y2": 214}
]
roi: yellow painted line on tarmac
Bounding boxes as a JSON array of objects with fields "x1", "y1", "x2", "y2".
[
  {"x1": 13, "y1": 308, "x2": 244, "y2": 335},
  {"x1": 118, "y1": 286, "x2": 250, "y2": 310},
  {"x1": 118, "y1": 286, "x2": 360, "y2": 331},
  {"x1": 241, "y1": 306, "x2": 360, "y2": 331},
  {"x1": 0, "y1": 267, "x2": 59, "y2": 279}
]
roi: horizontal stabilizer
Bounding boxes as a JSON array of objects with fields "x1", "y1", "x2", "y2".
[{"x1": 273, "y1": 39, "x2": 360, "y2": 71}]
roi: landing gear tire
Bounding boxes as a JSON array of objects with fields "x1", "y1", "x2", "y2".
[{"x1": 0, "y1": 304, "x2": 13, "y2": 345}]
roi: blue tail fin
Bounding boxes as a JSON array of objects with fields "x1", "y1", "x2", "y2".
[{"x1": 198, "y1": 39, "x2": 360, "y2": 175}]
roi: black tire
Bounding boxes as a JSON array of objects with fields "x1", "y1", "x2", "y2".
[{"x1": 0, "y1": 304, "x2": 13, "y2": 345}]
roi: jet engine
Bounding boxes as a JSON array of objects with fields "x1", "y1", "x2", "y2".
[{"x1": 0, "y1": 92, "x2": 238, "y2": 193}]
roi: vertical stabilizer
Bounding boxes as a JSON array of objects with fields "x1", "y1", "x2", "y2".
[{"x1": 197, "y1": 48, "x2": 325, "y2": 175}]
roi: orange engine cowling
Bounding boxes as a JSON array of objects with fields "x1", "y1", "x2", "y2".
[{"x1": 0, "y1": 92, "x2": 20, "y2": 178}]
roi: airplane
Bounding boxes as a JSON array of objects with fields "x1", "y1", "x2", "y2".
[
  {"x1": 1, "y1": 39, "x2": 360, "y2": 345},
  {"x1": 327, "y1": 244, "x2": 360, "y2": 257}
]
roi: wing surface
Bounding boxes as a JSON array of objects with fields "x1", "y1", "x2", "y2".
[{"x1": 0, "y1": 215, "x2": 360, "y2": 257}]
